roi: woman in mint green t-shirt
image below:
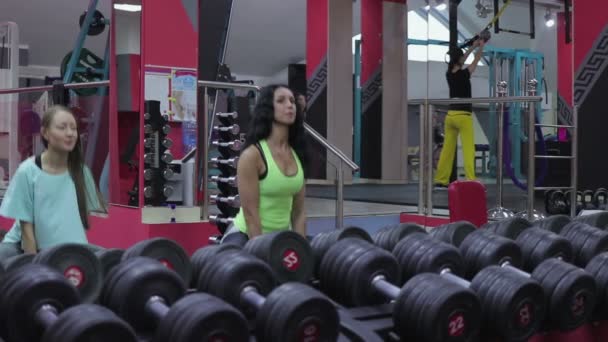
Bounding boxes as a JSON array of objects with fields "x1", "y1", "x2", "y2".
[
  {"x1": 222, "y1": 85, "x2": 308, "y2": 245},
  {"x1": 0, "y1": 105, "x2": 105, "y2": 258}
]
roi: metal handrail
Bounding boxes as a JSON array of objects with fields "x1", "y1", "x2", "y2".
[
  {"x1": 0, "y1": 80, "x2": 110, "y2": 95},
  {"x1": 304, "y1": 123, "x2": 359, "y2": 172},
  {"x1": 409, "y1": 96, "x2": 543, "y2": 105},
  {"x1": 197, "y1": 80, "x2": 261, "y2": 91}
]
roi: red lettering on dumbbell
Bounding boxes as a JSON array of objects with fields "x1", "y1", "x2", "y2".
[
  {"x1": 159, "y1": 258, "x2": 174, "y2": 270},
  {"x1": 572, "y1": 293, "x2": 586, "y2": 316},
  {"x1": 448, "y1": 312, "x2": 465, "y2": 337},
  {"x1": 64, "y1": 266, "x2": 85, "y2": 288},
  {"x1": 282, "y1": 249, "x2": 300, "y2": 271},
  {"x1": 298, "y1": 322, "x2": 320, "y2": 342},
  {"x1": 517, "y1": 303, "x2": 532, "y2": 327},
  {"x1": 209, "y1": 335, "x2": 227, "y2": 342}
]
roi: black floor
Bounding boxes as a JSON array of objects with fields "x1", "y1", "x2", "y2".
[{"x1": 306, "y1": 183, "x2": 546, "y2": 213}]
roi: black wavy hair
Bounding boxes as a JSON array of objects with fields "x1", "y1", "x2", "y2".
[
  {"x1": 243, "y1": 84, "x2": 308, "y2": 174},
  {"x1": 447, "y1": 47, "x2": 464, "y2": 72}
]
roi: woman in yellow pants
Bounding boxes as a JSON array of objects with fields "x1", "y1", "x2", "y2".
[{"x1": 435, "y1": 39, "x2": 485, "y2": 187}]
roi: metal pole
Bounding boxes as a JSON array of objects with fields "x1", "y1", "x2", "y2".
[
  {"x1": 571, "y1": 105, "x2": 578, "y2": 217},
  {"x1": 418, "y1": 104, "x2": 426, "y2": 215},
  {"x1": 527, "y1": 99, "x2": 536, "y2": 220},
  {"x1": 336, "y1": 161, "x2": 344, "y2": 228},
  {"x1": 201, "y1": 87, "x2": 209, "y2": 220},
  {"x1": 426, "y1": 104, "x2": 434, "y2": 215},
  {"x1": 496, "y1": 83, "x2": 506, "y2": 207}
]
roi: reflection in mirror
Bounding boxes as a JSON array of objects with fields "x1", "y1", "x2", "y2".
[{"x1": 112, "y1": 0, "x2": 141, "y2": 207}]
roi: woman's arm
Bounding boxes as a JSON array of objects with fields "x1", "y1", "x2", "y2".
[
  {"x1": 467, "y1": 40, "x2": 485, "y2": 75},
  {"x1": 21, "y1": 221, "x2": 37, "y2": 254},
  {"x1": 291, "y1": 186, "x2": 307, "y2": 238},
  {"x1": 237, "y1": 146, "x2": 263, "y2": 239}
]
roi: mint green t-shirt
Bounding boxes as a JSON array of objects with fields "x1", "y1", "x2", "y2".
[{"x1": 0, "y1": 157, "x2": 101, "y2": 250}]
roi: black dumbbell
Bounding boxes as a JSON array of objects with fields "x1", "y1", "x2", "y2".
[
  {"x1": 584, "y1": 252, "x2": 608, "y2": 321},
  {"x1": 574, "y1": 212, "x2": 608, "y2": 230},
  {"x1": 0, "y1": 253, "x2": 34, "y2": 273},
  {"x1": 310, "y1": 226, "x2": 373, "y2": 276},
  {"x1": 0, "y1": 263, "x2": 136, "y2": 342},
  {"x1": 583, "y1": 190, "x2": 597, "y2": 210},
  {"x1": 32, "y1": 243, "x2": 103, "y2": 303},
  {"x1": 100, "y1": 257, "x2": 249, "y2": 341},
  {"x1": 372, "y1": 223, "x2": 426, "y2": 251},
  {"x1": 319, "y1": 237, "x2": 482, "y2": 341},
  {"x1": 391, "y1": 233, "x2": 545, "y2": 340},
  {"x1": 195, "y1": 246, "x2": 340, "y2": 342},
  {"x1": 432, "y1": 222, "x2": 596, "y2": 331},
  {"x1": 545, "y1": 190, "x2": 568, "y2": 215},
  {"x1": 85, "y1": 245, "x2": 125, "y2": 279},
  {"x1": 120, "y1": 237, "x2": 193, "y2": 285},
  {"x1": 594, "y1": 188, "x2": 608, "y2": 210}
]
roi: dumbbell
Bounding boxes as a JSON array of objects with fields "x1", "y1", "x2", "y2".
[
  {"x1": 319, "y1": 237, "x2": 482, "y2": 341},
  {"x1": 431, "y1": 222, "x2": 596, "y2": 331},
  {"x1": 100, "y1": 257, "x2": 249, "y2": 341},
  {"x1": 582, "y1": 190, "x2": 597, "y2": 210},
  {"x1": 210, "y1": 156, "x2": 239, "y2": 174},
  {"x1": 120, "y1": 237, "x2": 193, "y2": 285},
  {"x1": 565, "y1": 190, "x2": 584, "y2": 214},
  {"x1": 533, "y1": 217, "x2": 608, "y2": 267},
  {"x1": 390, "y1": 233, "x2": 545, "y2": 340},
  {"x1": 594, "y1": 188, "x2": 608, "y2": 210},
  {"x1": 194, "y1": 246, "x2": 340, "y2": 341},
  {"x1": 545, "y1": 190, "x2": 568, "y2": 215},
  {"x1": 0, "y1": 253, "x2": 34, "y2": 274},
  {"x1": 310, "y1": 226, "x2": 373, "y2": 276},
  {"x1": 574, "y1": 212, "x2": 608, "y2": 229},
  {"x1": 85, "y1": 245, "x2": 125, "y2": 279},
  {"x1": 194, "y1": 230, "x2": 313, "y2": 286},
  {"x1": 0, "y1": 263, "x2": 136, "y2": 342},
  {"x1": 212, "y1": 140, "x2": 242, "y2": 157}
]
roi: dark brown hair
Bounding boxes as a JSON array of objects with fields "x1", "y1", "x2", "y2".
[{"x1": 41, "y1": 105, "x2": 90, "y2": 229}]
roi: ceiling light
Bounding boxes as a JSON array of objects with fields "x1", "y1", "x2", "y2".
[
  {"x1": 545, "y1": 8, "x2": 555, "y2": 27},
  {"x1": 114, "y1": 4, "x2": 142, "y2": 12}
]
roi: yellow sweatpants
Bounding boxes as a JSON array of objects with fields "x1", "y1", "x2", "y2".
[{"x1": 434, "y1": 111, "x2": 476, "y2": 185}]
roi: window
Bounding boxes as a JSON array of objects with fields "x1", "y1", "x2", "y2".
[{"x1": 354, "y1": 9, "x2": 483, "y2": 65}]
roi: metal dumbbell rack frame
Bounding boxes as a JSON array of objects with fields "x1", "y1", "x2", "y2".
[
  {"x1": 413, "y1": 93, "x2": 577, "y2": 219},
  {"x1": 197, "y1": 80, "x2": 359, "y2": 228}
]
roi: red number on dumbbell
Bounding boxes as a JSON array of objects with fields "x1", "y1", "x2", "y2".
[
  {"x1": 448, "y1": 313, "x2": 465, "y2": 336},
  {"x1": 572, "y1": 294, "x2": 585, "y2": 316},
  {"x1": 518, "y1": 303, "x2": 531, "y2": 326},
  {"x1": 282, "y1": 249, "x2": 300, "y2": 271}
]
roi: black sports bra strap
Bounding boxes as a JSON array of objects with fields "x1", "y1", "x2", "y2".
[{"x1": 35, "y1": 155, "x2": 42, "y2": 170}]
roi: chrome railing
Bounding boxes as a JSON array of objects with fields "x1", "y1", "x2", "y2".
[
  {"x1": 198, "y1": 81, "x2": 359, "y2": 228},
  {"x1": 0, "y1": 80, "x2": 110, "y2": 95},
  {"x1": 414, "y1": 95, "x2": 578, "y2": 220}
]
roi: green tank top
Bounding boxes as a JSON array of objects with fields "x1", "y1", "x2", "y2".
[{"x1": 234, "y1": 140, "x2": 304, "y2": 234}]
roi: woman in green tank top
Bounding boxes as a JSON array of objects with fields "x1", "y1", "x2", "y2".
[{"x1": 224, "y1": 85, "x2": 308, "y2": 244}]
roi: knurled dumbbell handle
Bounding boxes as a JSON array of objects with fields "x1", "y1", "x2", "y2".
[
  {"x1": 144, "y1": 295, "x2": 169, "y2": 324},
  {"x1": 501, "y1": 261, "x2": 532, "y2": 278},
  {"x1": 240, "y1": 286, "x2": 265, "y2": 310},
  {"x1": 371, "y1": 275, "x2": 401, "y2": 300}
]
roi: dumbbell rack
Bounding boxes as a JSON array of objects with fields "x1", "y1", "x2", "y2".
[
  {"x1": 526, "y1": 101, "x2": 578, "y2": 219},
  {"x1": 142, "y1": 100, "x2": 174, "y2": 206}
]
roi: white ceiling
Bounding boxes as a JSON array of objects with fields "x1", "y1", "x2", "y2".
[{"x1": 0, "y1": 0, "x2": 565, "y2": 78}]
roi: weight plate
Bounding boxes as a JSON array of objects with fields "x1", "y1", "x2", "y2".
[
  {"x1": 393, "y1": 233, "x2": 465, "y2": 282},
  {"x1": 460, "y1": 230, "x2": 523, "y2": 278},
  {"x1": 471, "y1": 266, "x2": 544, "y2": 341},
  {"x1": 79, "y1": 10, "x2": 106, "y2": 36},
  {"x1": 121, "y1": 238, "x2": 193, "y2": 286},
  {"x1": 197, "y1": 249, "x2": 276, "y2": 313},
  {"x1": 41, "y1": 304, "x2": 137, "y2": 342},
  {"x1": 33, "y1": 243, "x2": 103, "y2": 303},
  {"x1": 100, "y1": 257, "x2": 185, "y2": 333},
  {"x1": 311, "y1": 226, "x2": 372, "y2": 277},
  {"x1": 531, "y1": 258, "x2": 596, "y2": 331},
  {"x1": 574, "y1": 212, "x2": 608, "y2": 230},
  {"x1": 395, "y1": 273, "x2": 481, "y2": 341},
  {"x1": 258, "y1": 283, "x2": 339, "y2": 342},
  {"x1": 0, "y1": 253, "x2": 34, "y2": 272},
  {"x1": 585, "y1": 252, "x2": 608, "y2": 320},
  {"x1": 517, "y1": 228, "x2": 573, "y2": 272},
  {"x1": 562, "y1": 222, "x2": 608, "y2": 267},
  {"x1": 0, "y1": 264, "x2": 80, "y2": 342},
  {"x1": 244, "y1": 230, "x2": 313, "y2": 283},
  {"x1": 95, "y1": 249, "x2": 124, "y2": 279},
  {"x1": 534, "y1": 215, "x2": 571, "y2": 234},
  {"x1": 154, "y1": 293, "x2": 249, "y2": 342},
  {"x1": 484, "y1": 217, "x2": 532, "y2": 240},
  {"x1": 430, "y1": 221, "x2": 476, "y2": 247},
  {"x1": 376, "y1": 223, "x2": 426, "y2": 252},
  {"x1": 60, "y1": 48, "x2": 105, "y2": 96},
  {"x1": 190, "y1": 244, "x2": 240, "y2": 288}
]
